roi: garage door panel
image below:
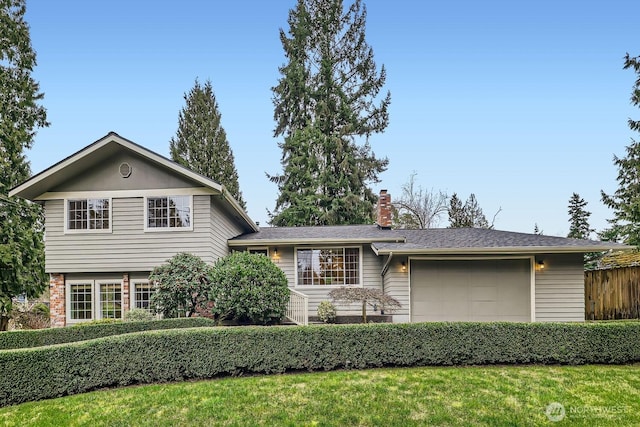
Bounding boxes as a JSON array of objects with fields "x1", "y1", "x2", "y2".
[{"x1": 411, "y1": 259, "x2": 530, "y2": 322}]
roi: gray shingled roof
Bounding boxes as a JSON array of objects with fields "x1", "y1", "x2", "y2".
[
  {"x1": 230, "y1": 224, "x2": 404, "y2": 242},
  {"x1": 229, "y1": 225, "x2": 628, "y2": 253},
  {"x1": 372, "y1": 228, "x2": 626, "y2": 253}
]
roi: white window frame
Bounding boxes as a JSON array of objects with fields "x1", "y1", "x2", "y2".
[
  {"x1": 294, "y1": 246, "x2": 363, "y2": 288},
  {"x1": 143, "y1": 195, "x2": 194, "y2": 232},
  {"x1": 95, "y1": 279, "x2": 124, "y2": 320},
  {"x1": 66, "y1": 279, "x2": 95, "y2": 324},
  {"x1": 131, "y1": 279, "x2": 154, "y2": 312},
  {"x1": 65, "y1": 278, "x2": 123, "y2": 324},
  {"x1": 64, "y1": 197, "x2": 112, "y2": 234}
]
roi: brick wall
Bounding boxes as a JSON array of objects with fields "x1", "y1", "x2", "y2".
[{"x1": 49, "y1": 273, "x2": 65, "y2": 327}]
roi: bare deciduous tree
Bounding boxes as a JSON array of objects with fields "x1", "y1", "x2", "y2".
[
  {"x1": 393, "y1": 173, "x2": 448, "y2": 229},
  {"x1": 329, "y1": 287, "x2": 401, "y2": 323}
]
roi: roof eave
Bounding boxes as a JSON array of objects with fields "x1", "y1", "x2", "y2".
[
  {"x1": 372, "y1": 245, "x2": 631, "y2": 256},
  {"x1": 220, "y1": 186, "x2": 258, "y2": 232},
  {"x1": 228, "y1": 236, "x2": 406, "y2": 247}
]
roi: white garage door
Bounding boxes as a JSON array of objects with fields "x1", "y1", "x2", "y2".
[{"x1": 410, "y1": 259, "x2": 531, "y2": 322}]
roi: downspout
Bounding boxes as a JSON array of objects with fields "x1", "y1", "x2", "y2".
[{"x1": 381, "y1": 252, "x2": 393, "y2": 278}]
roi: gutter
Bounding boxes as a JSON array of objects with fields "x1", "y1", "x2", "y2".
[
  {"x1": 373, "y1": 245, "x2": 633, "y2": 256},
  {"x1": 229, "y1": 237, "x2": 405, "y2": 247}
]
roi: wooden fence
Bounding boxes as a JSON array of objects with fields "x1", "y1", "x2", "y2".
[{"x1": 585, "y1": 267, "x2": 640, "y2": 320}]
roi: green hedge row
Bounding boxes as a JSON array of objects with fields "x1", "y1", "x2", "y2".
[
  {"x1": 2, "y1": 321, "x2": 640, "y2": 406},
  {"x1": 0, "y1": 318, "x2": 217, "y2": 350}
]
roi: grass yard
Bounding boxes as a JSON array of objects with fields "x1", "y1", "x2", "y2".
[{"x1": 1, "y1": 364, "x2": 639, "y2": 426}]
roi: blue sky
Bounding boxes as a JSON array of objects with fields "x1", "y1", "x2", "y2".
[{"x1": 23, "y1": 0, "x2": 640, "y2": 236}]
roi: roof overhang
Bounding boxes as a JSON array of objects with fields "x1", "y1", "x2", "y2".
[
  {"x1": 228, "y1": 236, "x2": 406, "y2": 247},
  {"x1": 370, "y1": 244, "x2": 633, "y2": 256}
]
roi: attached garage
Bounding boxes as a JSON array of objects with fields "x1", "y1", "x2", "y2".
[{"x1": 410, "y1": 258, "x2": 532, "y2": 322}]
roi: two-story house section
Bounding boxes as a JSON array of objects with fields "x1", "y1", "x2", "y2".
[{"x1": 10, "y1": 132, "x2": 257, "y2": 327}]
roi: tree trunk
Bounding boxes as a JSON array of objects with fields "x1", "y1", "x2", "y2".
[
  {"x1": 361, "y1": 300, "x2": 367, "y2": 323},
  {"x1": 0, "y1": 316, "x2": 9, "y2": 331}
]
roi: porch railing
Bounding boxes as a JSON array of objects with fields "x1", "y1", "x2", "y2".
[{"x1": 286, "y1": 289, "x2": 309, "y2": 325}]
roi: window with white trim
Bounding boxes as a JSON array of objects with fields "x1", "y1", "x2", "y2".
[
  {"x1": 69, "y1": 282, "x2": 93, "y2": 320},
  {"x1": 98, "y1": 281, "x2": 123, "y2": 319},
  {"x1": 66, "y1": 279, "x2": 123, "y2": 323},
  {"x1": 132, "y1": 280, "x2": 154, "y2": 311},
  {"x1": 146, "y1": 195, "x2": 191, "y2": 229},
  {"x1": 67, "y1": 198, "x2": 110, "y2": 231},
  {"x1": 296, "y1": 247, "x2": 360, "y2": 286}
]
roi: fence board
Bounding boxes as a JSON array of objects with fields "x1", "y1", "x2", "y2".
[{"x1": 585, "y1": 267, "x2": 640, "y2": 320}]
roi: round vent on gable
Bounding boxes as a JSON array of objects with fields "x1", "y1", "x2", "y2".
[{"x1": 119, "y1": 162, "x2": 132, "y2": 178}]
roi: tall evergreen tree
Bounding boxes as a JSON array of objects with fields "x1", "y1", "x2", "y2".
[
  {"x1": 0, "y1": 0, "x2": 48, "y2": 330},
  {"x1": 447, "y1": 193, "x2": 466, "y2": 228},
  {"x1": 448, "y1": 193, "x2": 491, "y2": 228},
  {"x1": 170, "y1": 79, "x2": 245, "y2": 209},
  {"x1": 567, "y1": 193, "x2": 593, "y2": 239},
  {"x1": 269, "y1": 0, "x2": 391, "y2": 226},
  {"x1": 601, "y1": 53, "x2": 640, "y2": 246}
]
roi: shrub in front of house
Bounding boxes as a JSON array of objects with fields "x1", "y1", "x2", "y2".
[
  {"x1": 124, "y1": 308, "x2": 155, "y2": 322},
  {"x1": 0, "y1": 317, "x2": 216, "y2": 350},
  {"x1": 207, "y1": 251, "x2": 289, "y2": 325},
  {"x1": 317, "y1": 301, "x2": 337, "y2": 323},
  {"x1": 149, "y1": 252, "x2": 213, "y2": 318},
  {"x1": 2, "y1": 321, "x2": 640, "y2": 406}
]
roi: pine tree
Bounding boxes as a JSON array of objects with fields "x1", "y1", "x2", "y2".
[
  {"x1": 448, "y1": 193, "x2": 466, "y2": 228},
  {"x1": 601, "y1": 53, "x2": 640, "y2": 246},
  {"x1": 448, "y1": 193, "x2": 491, "y2": 228},
  {"x1": 269, "y1": 0, "x2": 391, "y2": 226},
  {"x1": 465, "y1": 194, "x2": 490, "y2": 229},
  {"x1": 170, "y1": 79, "x2": 245, "y2": 209},
  {"x1": 567, "y1": 193, "x2": 593, "y2": 239},
  {"x1": 0, "y1": 0, "x2": 49, "y2": 330}
]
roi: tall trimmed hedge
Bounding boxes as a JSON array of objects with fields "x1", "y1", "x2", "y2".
[
  {"x1": 0, "y1": 318, "x2": 216, "y2": 350},
  {"x1": 1, "y1": 321, "x2": 640, "y2": 406}
]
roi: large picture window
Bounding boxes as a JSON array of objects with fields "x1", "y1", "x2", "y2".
[
  {"x1": 67, "y1": 198, "x2": 110, "y2": 231},
  {"x1": 146, "y1": 195, "x2": 191, "y2": 229},
  {"x1": 296, "y1": 247, "x2": 360, "y2": 286}
]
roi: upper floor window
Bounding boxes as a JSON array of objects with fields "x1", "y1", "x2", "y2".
[
  {"x1": 296, "y1": 247, "x2": 360, "y2": 286},
  {"x1": 67, "y1": 198, "x2": 110, "y2": 231},
  {"x1": 146, "y1": 195, "x2": 192, "y2": 230}
]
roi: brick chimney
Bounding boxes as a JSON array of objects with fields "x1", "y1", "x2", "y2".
[{"x1": 376, "y1": 189, "x2": 392, "y2": 229}]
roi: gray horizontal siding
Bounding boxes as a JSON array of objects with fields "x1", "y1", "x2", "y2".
[
  {"x1": 383, "y1": 255, "x2": 410, "y2": 318},
  {"x1": 45, "y1": 195, "x2": 214, "y2": 273},
  {"x1": 210, "y1": 199, "x2": 244, "y2": 259},
  {"x1": 535, "y1": 253, "x2": 585, "y2": 322}
]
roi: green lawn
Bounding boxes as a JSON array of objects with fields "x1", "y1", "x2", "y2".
[{"x1": 1, "y1": 365, "x2": 639, "y2": 426}]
